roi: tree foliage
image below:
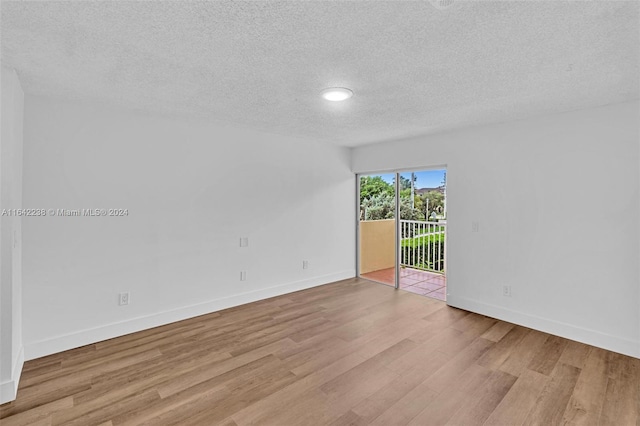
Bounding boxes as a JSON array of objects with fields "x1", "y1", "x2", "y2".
[
  {"x1": 360, "y1": 193, "x2": 394, "y2": 221},
  {"x1": 418, "y1": 190, "x2": 444, "y2": 218},
  {"x1": 359, "y1": 176, "x2": 393, "y2": 204},
  {"x1": 361, "y1": 193, "x2": 424, "y2": 221},
  {"x1": 360, "y1": 175, "x2": 444, "y2": 221},
  {"x1": 396, "y1": 175, "x2": 415, "y2": 191}
]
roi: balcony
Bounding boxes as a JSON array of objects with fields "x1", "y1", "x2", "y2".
[{"x1": 360, "y1": 219, "x2": 447, "y2": 301}]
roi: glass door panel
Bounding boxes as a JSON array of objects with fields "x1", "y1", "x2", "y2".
[
  {"x1": 398, "y1": 170, "x2": 447, "y2": 301},
  {"x1": 358, "y1": 173, "x2": 397, "y2": 288}
]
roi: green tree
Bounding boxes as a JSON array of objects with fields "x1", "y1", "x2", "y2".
[
  {"x1": 399, "y1": 199, "x2": 423, "y2": 221},
  {"x1": 360, "y1": 175, "x2": 424, "y2": 221},
  {"x1": 399, "y1": 187, "x2": 412, "y2": 198},
  {"x1": 361, "y1": 193, "x2": 424, "y2": 221},
  {"x1": 396, "y1": 175, "x2": 414, "y2": 191},
  {"x1": 361, "y1": 193, "x2": 395, "y2": 220},
  {"x1": 419, "y1": 190, "x2": 444, "y2": 218},
  {"x1": 359, "y1": 176, "x2": 393, "y2": 204},
  {"x1": 393, "y1": 174, "x2": 417, "y2": 191}
]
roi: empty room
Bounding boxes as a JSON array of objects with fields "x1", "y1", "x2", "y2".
[{"x1": 1, "y1": 1, "x2": 639, "y2": 425}]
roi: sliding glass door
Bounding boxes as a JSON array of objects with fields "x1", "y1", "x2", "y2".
[{"x1": 358, "y1": 169, "x2": 448, "y2": 301}]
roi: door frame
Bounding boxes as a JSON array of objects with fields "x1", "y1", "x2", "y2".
[
  {"x1": 356, "y1": 166, "x2": 448, "y2": 293},
  {"x1": 393, "y1": 172, "x2": 400, "y2": 289}
]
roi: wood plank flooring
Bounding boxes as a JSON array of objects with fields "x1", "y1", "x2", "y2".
[{"x1": 1, "y1": 278, "x2": 639, "y2": 425}]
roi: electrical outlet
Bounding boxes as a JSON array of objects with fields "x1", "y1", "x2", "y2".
[
  {"x1": 118, "y1": 292, "x2": 130, "y2": 306},
  {"x1": 240, "y1": 271, "x2": 247, "y2": 281},
  {"x1": 302, "y1": 260, "x2": 309, "y2": 270},
  {"x1": 239, "y1": 237, "x2": 249, "y2": 247},
  {"x1": 502, "y1": 285, "x2": 511, "y2": 297}
]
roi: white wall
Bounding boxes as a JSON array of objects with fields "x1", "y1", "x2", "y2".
[
  {"x1": 22, "y1": 96, "x2": 355, "y2": 359},
  {"x1": 353, "y1": 101, "x2": 640, "y2": 358},
  {"x1": 0, "y1": 66, "x2": 25, "y2": 404}
]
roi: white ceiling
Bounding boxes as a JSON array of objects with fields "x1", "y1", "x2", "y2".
[{"x1": 1, "y1": 1, "x2": 638, "y2": 147}]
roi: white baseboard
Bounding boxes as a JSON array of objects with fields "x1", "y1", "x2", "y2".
[
  {"x1": 0, "y1": 345, "x2": 24, "y2": 404},
  {"x1": 25, "y1": 270, "x2": 355, "y2": 361},
  {"x1": 447, "y1": 295, "x2": 640, "y2": 359}
]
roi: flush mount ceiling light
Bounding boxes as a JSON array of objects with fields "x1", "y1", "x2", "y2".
[{"x1": 321, "y1": 87, "x2": 354, "y2": 102}]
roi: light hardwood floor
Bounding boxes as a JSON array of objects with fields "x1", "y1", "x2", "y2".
[{"x1": 1, "y1": 278, "x2": 639, "y2": 425}]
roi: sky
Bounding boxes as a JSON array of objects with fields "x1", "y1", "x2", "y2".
[{"x1": 376, "y1": 169, "x2": 446, "y2": 189}]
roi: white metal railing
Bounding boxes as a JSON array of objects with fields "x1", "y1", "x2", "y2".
[{"x1": 400, "y1": 220, "x2": 446, "y2": 274}]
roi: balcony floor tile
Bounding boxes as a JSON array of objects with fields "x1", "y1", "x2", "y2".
[{"x1": 360, "y1": 267, "x2": 446, "y2": 302}]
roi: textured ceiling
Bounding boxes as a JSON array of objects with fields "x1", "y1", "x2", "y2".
[{"x1": 1, "y1": 1, "x2": 638, "y2": 147}]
